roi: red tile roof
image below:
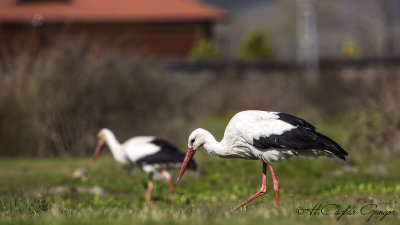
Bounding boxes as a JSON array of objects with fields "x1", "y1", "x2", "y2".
[{"x1": 0, "y1": 0, "x2": 228, "y2": 24}]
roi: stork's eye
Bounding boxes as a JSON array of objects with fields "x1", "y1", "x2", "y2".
[{"x1": 190, "y1": 139, "x2": 195, "y2": 144}]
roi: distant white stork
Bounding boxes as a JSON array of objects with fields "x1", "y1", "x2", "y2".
[
  {"x1": 92, "y1": 128, "x2": 197, "y2": 201},
  {"x1": 177, "y1": 110, "x2": 347, "y2": 212}
]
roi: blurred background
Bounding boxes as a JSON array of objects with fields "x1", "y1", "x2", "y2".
[
  {"x1": 1, "y1": 0, "x2": 399, "y2": 158},
  {"x1": 1, "y1": 0, "x2": 400, "y2": 224}
]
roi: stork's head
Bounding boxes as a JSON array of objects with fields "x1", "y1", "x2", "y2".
[
  {"x1": 91, "y1": 128, "x2": 112, "y2": 165},
  {"x1": 177, "y1": 128, "x2": 208, "y2": 182},
  {"x1": 188, "y1": 128, "x2": 209, "y2": 150}
]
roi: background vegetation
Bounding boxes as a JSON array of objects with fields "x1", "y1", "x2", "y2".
[
  {"x1": 0, "y1": 45, "x2": 399, "y2": 224},
  {"x1": 0, "y1": 45, "x2": 399, "y2": 158},
  {"x1": 237, "y1": 30, "x2": 276, "y2": 60}
]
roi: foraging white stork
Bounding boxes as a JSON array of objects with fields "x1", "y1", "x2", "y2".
[
  {"x1": 177, "y1": 110, "x2": 347, "y2": 212},
  {"x1": 92, "y1": 128, "x2": 197, "y2": 201}
]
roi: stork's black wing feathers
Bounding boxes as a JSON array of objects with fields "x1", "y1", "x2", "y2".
[
  {"x1": 151, "y1": 138, "x2": 180, "y2": 152},
  {"x1": 136, "y1": 138, "x2": 197, "y2": 170},
  {"x1": 254, "y1": 114, "x2": 348, "y2": 160},
  {"x1": 277, "y1": 113, "x2": 315, "y2": 131}
]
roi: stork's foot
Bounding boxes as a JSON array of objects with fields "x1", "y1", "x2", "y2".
[
  {"x1": 227, "y1": 186, "x2": 266, "y2": 213},
  {"x1": 228, "y1": 163, "x2": 267, "y2": 213}
]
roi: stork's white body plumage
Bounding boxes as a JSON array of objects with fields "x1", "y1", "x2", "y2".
[
  {"x1": 92, "y1": 129, "x2": 196, "y2": 201},
  {"x1": 205, "y1": 110, "x2": 337, "y2": 163},
  {"x1": 120, "y1": 136, "x2": 164, "y2": 171},
  {"x1": 178, "y1": 110, "x2": 348, "y2": 212}
]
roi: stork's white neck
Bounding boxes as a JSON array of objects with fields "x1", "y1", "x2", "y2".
[
  {"x1": 200, "y1": 130, "x2": 231, "y2": 158},
  {"x1": 103, "y1": 131, "x2": 124, "y2": 160}
]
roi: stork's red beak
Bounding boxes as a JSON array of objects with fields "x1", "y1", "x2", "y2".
[
  {"x1": 177, "y1": 147, "x2": 195, "y2": 182},
  {"x1": 91, "y1": 140, "x2": 104, "y2": 165}
]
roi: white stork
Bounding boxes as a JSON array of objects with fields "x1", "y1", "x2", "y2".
[
  {"x1": 177, "y1": 110, "x2": 347, "y2": 212},
  {"x1": 92, "y1": 128, "x2": 197, "y2": 201}
]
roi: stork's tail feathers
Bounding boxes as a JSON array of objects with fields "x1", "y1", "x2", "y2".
[{"x1": 314, "y1": 131, "x2": 348, "y2": 160}]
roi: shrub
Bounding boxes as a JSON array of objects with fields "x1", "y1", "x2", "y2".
[
  {"x1": 237, "y1": 30, "x2": 276, "y2": 60},
  {"x1": 189, "y1": 40, "x2": 222, "y2": 59}
]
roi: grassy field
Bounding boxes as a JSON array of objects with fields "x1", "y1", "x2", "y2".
[
  {"x1": 1, "y1": 38, "x2": 400, "y2": 225},
  {"x1": 0, "y1": 152, "x2": 399, "y2": 225}
]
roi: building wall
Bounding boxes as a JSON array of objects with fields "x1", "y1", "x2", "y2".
[{"x1": 0, "y1": 22, "x2": 210, "y2": 58}]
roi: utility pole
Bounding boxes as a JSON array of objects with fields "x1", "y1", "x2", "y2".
[{"x1": 296, "y1": 0, "x2": 318, "y2": 81}]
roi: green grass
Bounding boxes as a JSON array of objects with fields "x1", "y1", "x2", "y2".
[
  {"x1": 1, "y1": 112, "x2": 399, "y2": 224},
  {"x1": 0, "y1": 155, "x2": 399, "y2": 225}
]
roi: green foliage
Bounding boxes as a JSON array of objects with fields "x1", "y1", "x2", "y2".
[
  {"x1": 237, "y1": 30, "x2": 276, "y2": 60},
  {"x1": 344, "y1": 108, "x2": 388, "y2": 153},
  {"x1": 0, "y1": 195, "x2": 50, "y2": 214},
  {"x1": 189, "y1": 40, "x2": 221, "y2": 59},
  {"x1": 0, "y1": 156, "x2": 399, "y2": 224},
  {"x1": 91, "y1": 196, "x2": 125, "y2": 208}
]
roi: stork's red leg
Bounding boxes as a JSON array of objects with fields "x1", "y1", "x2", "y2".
[
  {"x1": 228, "y1": 162, "x2": 267, "y2": 213},
  {"x1": 268, "y1": 164, "x2": 280, "y2": 210},
  {"x1": 146, "y1": 173, "x2": 154, "y2": 201},
  {"x1": 161, "y1": 169, "x2": 175, "y2": 198}
]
